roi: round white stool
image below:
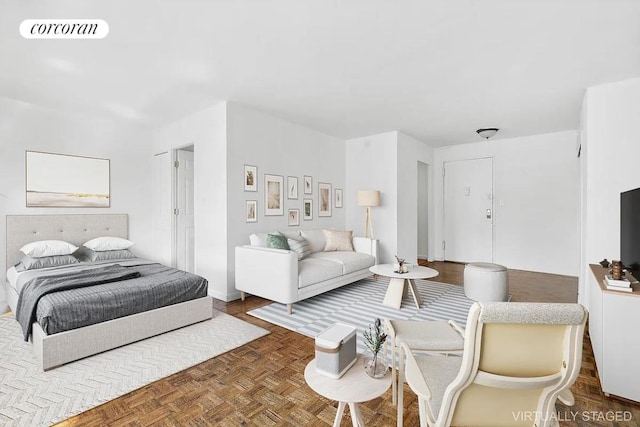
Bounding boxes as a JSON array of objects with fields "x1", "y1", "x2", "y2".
[{"x1": 464, "y1": 262, "x2": 509, "y2": 301}]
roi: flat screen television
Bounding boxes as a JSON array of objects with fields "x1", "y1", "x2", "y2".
[{"x1": 621, "y1": 187, "x2": 640, "y2": 276}]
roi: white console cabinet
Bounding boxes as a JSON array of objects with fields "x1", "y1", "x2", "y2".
[{"x1": 587, "y1": 264, "x2": 640, "y2": 402}]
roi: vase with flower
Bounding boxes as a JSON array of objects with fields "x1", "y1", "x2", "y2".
[
  {"x1": 363, "y1": 318, "x2": 388, "y2": 378},
  {"x1": 393, "y1": 255, "x2": 409, "y2": 273}
]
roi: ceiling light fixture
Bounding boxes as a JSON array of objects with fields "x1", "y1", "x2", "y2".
[{"x1": 476, "y1": 128, "x2": 499, "y2": 139}]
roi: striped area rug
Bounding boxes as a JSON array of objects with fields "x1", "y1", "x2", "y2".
[{"x1": 247, "y1": 277, "x2": 475, "y2": 354}]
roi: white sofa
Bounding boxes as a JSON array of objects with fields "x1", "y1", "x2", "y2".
[{"x1": 235, "y1": 229, "x2": 378, "y2": 314}]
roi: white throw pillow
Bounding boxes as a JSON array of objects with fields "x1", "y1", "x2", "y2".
[
  {"x1": 300, "y1": 229, "x2": 326, "y2": 253},
  {"x1": 83, "y1": 236, "x2": 135, "y2": 252},
  {"x1": 323, "y1": 230, "x2": 354, "y2": 252},
  {"x1": 20, "y1": 240, "x2": 78, "y2": 258},
  {"x1": 288, "y1": 236, "x2": 311, "y2": 260},
  {"x1": 249, "y1": 233, "x2": 269, "y2": 247}
]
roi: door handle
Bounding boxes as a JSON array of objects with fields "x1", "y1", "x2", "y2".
[{"x1": 486, "y1": 209, "x2": 492, "y2": 219}]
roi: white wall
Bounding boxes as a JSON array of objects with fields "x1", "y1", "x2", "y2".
[
  {"x1": 0, "y1": 98, "x2": 154, "y2": 312},
  {"x1": 580, "y1": 77, "x2": 640, "y2": 304},
  {"x1": 346, "y1": 132, "x2": 399, "y2": 263},
  {"x1": 226, "y1": 102, "x2": 346, "y2": 300},
  {"x1": 152, "y1": 102, "x2": 228, "y2": 300},
  {"x1": 345, "y1": 131, "x2": 434, "y2": 264},
  {"x1": 397, "y1": 132, "x2": 435, "y2": 264},
  {"x1": 433, "y1": 131, "x2": 580, "y2": 276},
  {"x1": 417, "y1": 161, "x2": 429, "y2": 259}
]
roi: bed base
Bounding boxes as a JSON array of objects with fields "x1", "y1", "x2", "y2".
[
  {"x1": 5, "y1": 214, "x2": 215, "y2": 370},
  {"x1": 7, "y1": 282, "x2": 212, "y2": 370}
]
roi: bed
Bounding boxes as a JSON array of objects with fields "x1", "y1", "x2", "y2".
[{"x1": 5, "y1": 214, "x2": 213, "y2": 370}]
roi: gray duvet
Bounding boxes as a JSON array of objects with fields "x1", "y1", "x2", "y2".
[{"x1": 15, "y1": 259, "x2": 209, "y2": 339}]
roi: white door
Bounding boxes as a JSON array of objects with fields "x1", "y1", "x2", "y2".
[
  {"x1": 176, "y1": 149, "x2": 195, "y2": 273},
  {"x1": 443, "y1": 158, "x2": 493, "y2": 263}
]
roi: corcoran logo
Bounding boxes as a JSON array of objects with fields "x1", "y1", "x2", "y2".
[{"x1": 20, "y1": 19, "x2": 109, "y2": 39}]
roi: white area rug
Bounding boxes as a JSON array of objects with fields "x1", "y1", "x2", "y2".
[
  {"x1": 0, "y1": 311, "x2": 268, "y2": 426},
  {"x1": 247, "y1": 277, "x2": 474, "y2": 354}
]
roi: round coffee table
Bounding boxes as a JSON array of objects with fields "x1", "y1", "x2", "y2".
[
  {"x1": 304, "y1": 355, "x2": 391, "y2": 427},
  {"x1": 369, "y1": 264, "x2": 438, "y2": 309}
]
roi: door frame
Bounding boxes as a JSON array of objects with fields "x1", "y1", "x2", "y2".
[{"x1": 442, "y1": 156, "x2": 495, "y2": 263}]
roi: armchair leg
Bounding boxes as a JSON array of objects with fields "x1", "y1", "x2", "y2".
[
  {"x1": 287, "y1": 303, "x2": 293, "y2": 315},
  {"x1": 240, "y1": 291, "x2": 246, "y2": 301},
  {"x1": 558, "y1": 389, "x2": 575, "y2": 406},
  {"x1": 397, "y1": 345, "x2": 405, "y2": 427}
]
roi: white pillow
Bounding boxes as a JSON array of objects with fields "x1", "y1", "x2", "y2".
[
  {"x1": 249, "y1": 233, "x2": 269, "y2": 247},
  {"x1": 323, "y1": 230, "x2": 354, "y2": 252},
  {"x1": 83, "y1": 236, "x2": 134, "y2": 252},
  {"x1": 20, "y1": 240, "x2": 78, "y2": 258},
  {"x1": 300, "y1": 229, "x2": 326, "y2": 253}
]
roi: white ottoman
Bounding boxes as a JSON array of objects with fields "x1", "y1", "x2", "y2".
[{"x1": 464, "y1": 262, "x2": 509, "y2": 302}]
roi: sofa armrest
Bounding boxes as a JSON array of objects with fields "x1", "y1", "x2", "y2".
[
  {"x1": 235, "y1": 245, "x2": 299, "y2": 303},
  {"x1": 353, "y1": 237, "x2": 379, "y2": 264}
]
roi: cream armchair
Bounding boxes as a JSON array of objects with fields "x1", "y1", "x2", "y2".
[{"x1": 400, "y1": 302, "x2": 587, "y2": 427}]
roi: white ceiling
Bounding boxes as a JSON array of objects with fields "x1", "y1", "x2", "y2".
[{"x1": 1, "y1": 0, "x2": 639, "y2": 146}]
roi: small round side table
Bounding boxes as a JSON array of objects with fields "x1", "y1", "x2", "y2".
[{"x1": 304, "y1": 355, "x2": 391, "y2": 427}]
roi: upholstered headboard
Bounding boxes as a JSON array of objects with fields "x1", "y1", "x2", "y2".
[{"x1": 6, "y1": 214, "x2": 128, "y2": 270}]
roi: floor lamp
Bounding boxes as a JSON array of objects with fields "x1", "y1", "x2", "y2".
[{"x1": 357, "y1": 190, "x2": 380, "y2": 239}]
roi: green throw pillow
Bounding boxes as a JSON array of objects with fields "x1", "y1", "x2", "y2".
[{"x1": 266, "y1": 233, "x2": 290, "y2": 250}]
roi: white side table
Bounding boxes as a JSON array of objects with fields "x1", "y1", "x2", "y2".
[
  {"x1": 369, "y1": 264, "x2": 439, "y2": 309},
  {"x1": 304, "y1": 355, "x2": 391, "y2": 427}
]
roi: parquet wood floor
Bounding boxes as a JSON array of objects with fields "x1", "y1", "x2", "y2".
[{"x1": 56, "y1": 262, "x2": 640, "y2": 426}]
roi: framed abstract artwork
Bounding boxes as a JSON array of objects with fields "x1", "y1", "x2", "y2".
[
  {"x1": 304, "y1": 175, "x2": 313, "y2": 194},
  {"x1": 335, "y1": 188, "x2": 343, "y2": 208},
  {"x1": 26, "y1": 150, "x2": 110, "y2": 207},
  {"x1": 264, "y1": 174, "x2": 284, "y2": 216},
  {"x1": 288, "y1": 209, "x2": 300, "y2": 226},
  {"x1": 318, "y1": 182, "x2": 332, "y2": 217},
  {"x1": 303, "y1": 199, "x2": 313, "y2": 220},
  {"x1": 287, "y1": 176, "x2": 298, "y2": 199},
  {"x1": 244, "y1": 165, "x2": 257, "y2": 192},
  {"x1": 246, "y1": 200, "x2": 257, "y2": 222}
]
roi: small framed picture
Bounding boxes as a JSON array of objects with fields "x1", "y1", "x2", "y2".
[
  {"x1": 246, "y1": 200, "x2": 257, "y2": 223},
  {"x1": 244, "y1": 165, "x2": 257, "y2": 192},
  {"x1": 288, "y1": 209, "x2": 300, "y2": 226},
  {"x1": 287, "y1": 176, "x2": 298, "y2": 199},
  {"x1": 304, "y1": 175, "x2": 313, "y2": 194},
  {"x1": 318, "y1": 182, "x2": 332, "y2": 217},
  {"x1": 303, "y1": 199, "x2": 313, "y2": 220},
  {"x1": 264, "y1": 174, "x2": 284, "y2": 216},
  {"x1": 335, "y1": 188, "x2": 343, "y2": 208}
]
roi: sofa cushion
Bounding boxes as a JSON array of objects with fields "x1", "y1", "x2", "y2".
[
  {"x1": 300, "y1": 229, "x2": 326, "y2": 253},
  {"x1": 308, "y1": 251, "x2": 375, "y2": 275},
  {"x1": 266, "y1": 233, "x2": 290, "y2": 250},
  {"x1": 323, "y1": 229, "x2": 354, "y2": 252},
  {"x1": 298, "y1": 258, "x2": 344, "y2": 288},
  {"x1": 288, "y1": 236, "x2": 311, "y2": 260}
]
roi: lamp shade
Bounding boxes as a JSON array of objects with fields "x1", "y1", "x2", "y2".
[{"x1": 357, "y1": 190, "x2": 380, "y2": 207}]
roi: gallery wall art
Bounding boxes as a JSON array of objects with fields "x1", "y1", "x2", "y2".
[
  {"x1": 264, "y1": 174, "x2": 284, "y2": 216},
  {"x1": 26, "y1": 150, "x2": 110, "y2": 207},
  {"x1": 287, "y1": 176, "x2": 298, "y2": 199},
  {"x1": 246, "y1": 200, "x2": 257, "y2": 222},
  {"x1": 304, "y1": 175, "x2": 313, "y2": 194},
  {"x1": 244, "y1": 165, "x2": 257, "y2": 191},
  {"x1": 318, "y1": 182, "x2": 332, "y2": 217},
  {"x1": 303, "y1": 199, "x2": 313, "y2": 220}
]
